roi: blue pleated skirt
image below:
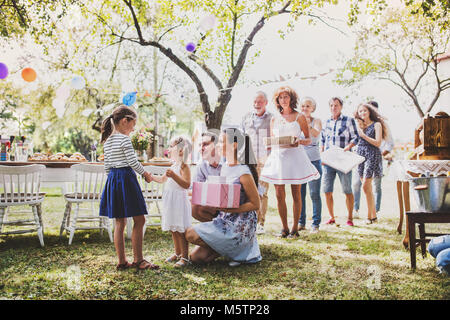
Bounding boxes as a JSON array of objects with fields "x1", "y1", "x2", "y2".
[{"x1": 99, "y1": 167, "x2": 148, "y2": 219}]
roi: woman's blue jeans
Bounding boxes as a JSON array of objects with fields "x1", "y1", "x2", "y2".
[{"x1": 299, "y1": 159, "x2": 322, "y2": 227}]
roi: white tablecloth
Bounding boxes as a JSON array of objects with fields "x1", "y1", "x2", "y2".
[{"x1": 394, "y1": 160, "x2": 450, "y2": 181}]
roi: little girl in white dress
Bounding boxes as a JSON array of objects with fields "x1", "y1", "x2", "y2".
[{"x1": 150, "y1": 136, "x2": 192, "y2": 267}]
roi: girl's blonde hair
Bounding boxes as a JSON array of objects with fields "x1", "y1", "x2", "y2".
[{"x1": 169, "y1": 135, "x2": 192, "y2": 164}]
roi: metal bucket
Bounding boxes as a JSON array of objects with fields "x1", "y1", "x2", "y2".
[{"x1": 411, "y1": 176, "x2": 450, "y2": 212}]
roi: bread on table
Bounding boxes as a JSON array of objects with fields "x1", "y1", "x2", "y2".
[{"x1": 29, "y1": 153, "x2": 48, "y2": 161}]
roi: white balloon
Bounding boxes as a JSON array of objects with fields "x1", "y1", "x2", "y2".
[
  {"x1": 199, "y1": 14, "x2": 216, "y2": 31},
  {"x1": 103, "y1": 103, "x2": 116, "y2": 112},
  {"x1": 81, "y1": 109, "x2": 94, "y2": 117},
  {"x1": 42, "y1": 121, "x2": 51, "y2": 130},
  {"x1": 342, "y1": 70, "x2": 354, "y2": 81},
  {"x1": 71, "y1": 76, "x2": 85, "y2": 90},
  {"x1": 56, "y1": 84, "x2": 71, "y2": 100},
  {"x1": 55, "y1": 107, "x2": 65, "y2": 118},
  {"x1": 52, "y1": 98, "x2": 66, "y2": 110}
]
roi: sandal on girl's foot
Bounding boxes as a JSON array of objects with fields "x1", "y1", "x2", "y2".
[
  {"x1": 174, "y1": 257, "x2": 191, "y2": 268},
  {"x1": 325, "y1": 218, "x2": 335, "y2": 225},
  {"x1": 278, "y1": 229, "x2": 290, "y2": 238},
  {"x1": 288, "y1": 231, "x2": 300, "y2": 239},
  {"x1": 365, "y1": 219, "x2": 373, "y2": 225},
  {"x1": 116, "y1": 261, "x2": 132, "y2": 270},
  {"x1": 371, "y1": 217, "x2": 378, "y2": 223},
  {"x1": 132, "y1": 259, "x2": 160, "y2": 270},
  {"x1": 165, "y1": 254, "x2": 180, "y2": 263},
  {"x1": 346, "y1": 220, "x2": 354, "y2": 227}
]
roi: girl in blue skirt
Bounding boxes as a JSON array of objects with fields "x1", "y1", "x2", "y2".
[{"x1": 99, "y1": 105, "x2": 159, "y2": 271}]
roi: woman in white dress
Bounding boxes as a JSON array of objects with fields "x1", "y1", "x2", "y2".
[{"x1": 260, "y1": 86, "x2": 320, "y2": 238}]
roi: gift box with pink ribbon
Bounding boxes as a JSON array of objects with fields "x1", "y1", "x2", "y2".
[{"x1": 191, "y1": 176, "x2": 241, "y2": 208}]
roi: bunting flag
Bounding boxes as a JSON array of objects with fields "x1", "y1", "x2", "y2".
[{"x1": 251, "y1": 68, "x2": 335, "y2": 87}]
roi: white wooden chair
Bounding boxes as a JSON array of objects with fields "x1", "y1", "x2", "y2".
[
  {"x1": 126, "y1": 165, "x2": 166, "y2": 239},
  {"x1": 0, "y1": 164, "x2": 46, "y2": 247},
  {"x1": 60, "y1": 163, "x2": 112, "y2": 245}
]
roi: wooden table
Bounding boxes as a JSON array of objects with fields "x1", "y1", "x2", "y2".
[
  {"x1": 406, "y1": 211, "x2": 450, "y2": 269},
  {"x1": 395, "y1": 160, "x2": 450, "y2": 249}
]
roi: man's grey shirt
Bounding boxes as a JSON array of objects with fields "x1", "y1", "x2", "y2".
[
  {"x1": 195, "y1": 159, "x2": 222, "y2": 182},
  {"x1": 241, "y1": 110, "x2": 273, "y2": 163}
]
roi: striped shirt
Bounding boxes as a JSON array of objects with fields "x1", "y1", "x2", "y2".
[
  {"x1": 321, "y1": 114, "x2": 359, "y2": 151},
  {"x1": 103, "y1": 133, "x2": 145, "y2": 176}
]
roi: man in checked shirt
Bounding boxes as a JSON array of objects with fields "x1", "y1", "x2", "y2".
[{"x1": 321, "y1": 97, "x2": 359, "y2": 227}]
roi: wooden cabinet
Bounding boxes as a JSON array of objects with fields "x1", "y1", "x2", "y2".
[{"x1": 414, "y1": 117, "x2": 450, "y2": 160}]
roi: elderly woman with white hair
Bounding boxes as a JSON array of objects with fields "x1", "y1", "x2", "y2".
[{"x1": 299, "y1": 97, "x2": 323, "y2": 233}]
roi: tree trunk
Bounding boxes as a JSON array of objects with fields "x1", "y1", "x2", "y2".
[{"x1": 205, "y1": 92, "x2": 232, "y2": 130}]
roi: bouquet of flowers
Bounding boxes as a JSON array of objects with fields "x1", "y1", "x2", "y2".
[{"x1": 131, "y1": 129, "x2": 153, "y2": 151}]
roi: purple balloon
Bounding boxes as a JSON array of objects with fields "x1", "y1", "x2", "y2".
[
  {"x1": 186, "y1": 42, "x2": 196, "y2": 52},
  {"x1": 0, "y1": 63, "x2": 8, "y2": 79}
]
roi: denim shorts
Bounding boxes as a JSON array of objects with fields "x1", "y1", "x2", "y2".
[{"x1": 322, "y1": 164, "x2": 353, "y2": 194}]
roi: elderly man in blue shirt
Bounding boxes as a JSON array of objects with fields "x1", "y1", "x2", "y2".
[{"x1": 321, "y1": 97, "x2": 359, "y2": 227}]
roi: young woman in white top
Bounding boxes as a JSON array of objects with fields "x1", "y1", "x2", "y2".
[{"x1": 260, "y1": 86, "x2": 320, "y2": 238}]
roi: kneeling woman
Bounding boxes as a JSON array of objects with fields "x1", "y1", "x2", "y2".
[{"x1": 185, "y1": 128, "x2": 261, "y2": 266}]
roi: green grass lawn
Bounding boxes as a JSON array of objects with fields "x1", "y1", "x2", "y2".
[{"x1": 0, "y1": 175, "x2": 449, "y2": 300}]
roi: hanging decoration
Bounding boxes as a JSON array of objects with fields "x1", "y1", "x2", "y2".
[
  {"x1": 81, "y1": 109, "x2": 94, "y2": 117},
  {"x1": 52, "y1": 98, "x2": 66, "y2": 110},
  {"x1": 342, "y1": 70, "x2": 354, "y2": 81},
  {"x1": 199, "y1": 15, "x2": 216, "y2": 31},
  {"x1": 103, "y1": 103, "x2": 116, "y2": 112},
  {"x1": 22, "y1": 68, "x2": 37, "y2": 82},
  {"x1": 42, "y1": 121, "x2": 52, "y2": 130},
  {"x1": 122, "y1": 92, "x2": 137, "y2": 106},
  {"x1": 55, "y1": 84, "x2": 71, "y2": 100},
  {"x1": 0, "y1": 63, "x2": 8, "y2": 79},
  {"x1": 250, "y1": 69, "x2": 335, "y2": 87},
  {"x1": 185, "y1": 42, "x2": 196, "y2": 52},
  {"x1": 55, "y1": 108, "x2": 65, "y2": 119},
  {"x1": 71, "y1": 76, "x2": 86, "y2": 90}
]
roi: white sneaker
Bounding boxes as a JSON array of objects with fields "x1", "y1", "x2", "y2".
[
  {"x1": 310, "y1": 226, "x2": 319, "y2": 234},
  {"x1": 229, "y1": 261, "x2": 241, "y2": 267},
  {"x1": 353, "y1": 210, "x2": 359, "y2": 219},
  {"x1": 256, "y1": 224, "x2": 265, "y2": 235}
]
